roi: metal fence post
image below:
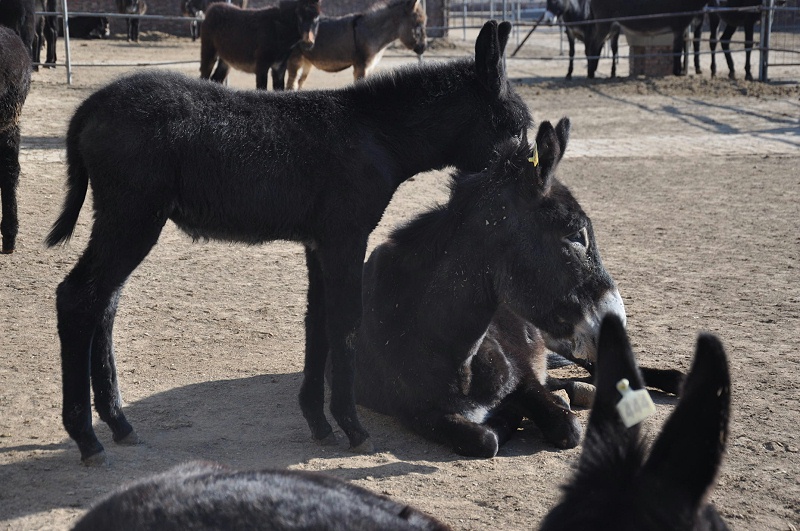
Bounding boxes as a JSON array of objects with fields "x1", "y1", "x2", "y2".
[
  {"x1": 759, "y1": 0, "x2": 775, "y2": 81},
  {"x1": 61, "y1": 0, "x2": 72, "y2": 84}
]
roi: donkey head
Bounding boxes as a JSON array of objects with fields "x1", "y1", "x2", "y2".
[
  {"x1": 399, "y1": 0, "x2": 427, "y2": 56},
  {"x1": 545, "y1": 0, "x2": 567, "y2": 18},
  {"x1": 182, "y1": 0, "x2": 204, "y2": 17},
  {"x1": 540, "y1": 315, "x2": 731, "y2": 531},
  {"x1": 295, "y1": 0, "x2": 321, "y2": 51},
  {"x1": 482, "y1": 117, "x2": 624, "y2": 363}
]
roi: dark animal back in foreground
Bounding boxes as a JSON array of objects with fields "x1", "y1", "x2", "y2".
[
  {"x1": 72, "y1": 461, "x2": 451, "y2": 531},
  {"x1": 539, "y1": 315, "x2": 730, "y2": 531}
]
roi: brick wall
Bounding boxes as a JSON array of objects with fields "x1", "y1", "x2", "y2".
[{"x1": 64, "y1": 0, "x2": 447, "y2": 39}]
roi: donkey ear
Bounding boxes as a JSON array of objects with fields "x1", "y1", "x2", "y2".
[
  {"x1": 474, "y1": 20, "x2": 508, "y2": 97},
  {"x1": 641, "y1": 333, "x2": 730, "y2": 510},
  {"x1": 408, "y1": 0, "x2": 421, "y2": 12},
  {"x1": 531, "y1": 117, "x2": 570, "y2": 192},
  {"x1": 583, "y1": 314, "x2": 647, "y2": 443}
]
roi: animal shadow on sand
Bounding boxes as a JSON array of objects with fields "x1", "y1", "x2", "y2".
[{"x1": 0, "y1": 372, "x2": 442, "y2": 523}]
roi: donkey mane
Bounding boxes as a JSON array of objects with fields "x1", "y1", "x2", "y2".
[{"x1": 354, "y1": 57, "x2": 472, "y2": 101}]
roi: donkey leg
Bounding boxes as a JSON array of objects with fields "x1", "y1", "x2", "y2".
[
  {"x1": 412, "y1": 411, "x2": 514, "y2": 458},
  {"x1": 0, "y1": 128, "x2": 21, "y2": 254},
  {"x1": 743, "y1": 23, "x2": 754, "y2": 81},
  {"x1": 547, "y1": 375, "x2": 595, "y2": 408},
  {"x1": 210, "y1": 60, "x2": 230, "y2": 84},
  {"x1": 199, "y1": 38, "x2": 218, "y2": 80},
  {"x1": 298, "y1": 247, "x2": 335, "y2": 443},
  {"x1": 297, "y1": 58, "x2": 313, "y2": 89},
  {"x1": 640, "y1": 366, "x2": 685, "y2": 396},
  {"x1": 610, "y1": 31, "x2": 619, "y2": 78},
  {"x1": 91, "y1": 288, "x2": 139, "y2": 447},
  {"x1": 255, "y1": 66, "x2": 270, "y2": 90},
  {"x1": 566, "y1": 32, "x2": 575, "y2": 80},
  {"x1": 59, "y1": 210, "x2": 167, "y2": 464},
  {"x1": 673, "y1": 31, "x2": 686, "y2": 76},
  {"x1": 720, "y1": 25, "x2": 737, "y2": 79},
  {"x1": 316, "y1": 242, "x2": 371, "y2": 451},
  {"x1": 518, "y1": 379, "x2": 582, "y2": 449},
  {"x1": 709, "y1": 14, "x2": 720, "y2": 77},
  {"x1": 270, "y1": 62, "x2": 287, "y2": 91}
]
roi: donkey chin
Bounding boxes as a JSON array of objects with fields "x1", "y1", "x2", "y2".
[{"x1": 543, "y1": 289, "x2": 626, "y2": 364}]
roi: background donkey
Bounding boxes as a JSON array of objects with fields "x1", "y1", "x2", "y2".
[
  {"x1": 590, "y1": 0, "x2": 709, "y2": 76},
  {"x1": 540, "y1": 314, "x2": 730, "y2": 530},
  {"x1": 116, "y1": 0, "x2": 147, "y2": 42},
  {"x1": 285, "y1": 0, "x2": 426, "y2": 89},
  {"x1": 708, "y1": 0, "x2": 767, "y2": 81},
  {"x1": 0, "y1": 25, "x2": 32, "y2": 254},
  {"x1": 181, "y1": 0, "x2": 248, "y2": 42},
  {"x1": 355, "y1": 119, "x2": 626, "y2": 458},
  {"x1": 46, "y1": 20, "x2": 531, "y2": 464},
  {"x1": 546, "y1": 0, "x2": 620, "y2": 79},
  {"x1": 33, "y1": 0, "x2": 58, "y2": 68},
  {"x1": 199, "y1": 0, "x2": 321, "y2": 90},
  {"x1": 0, "y1": 0, "x2": 36, "y2": 64},
  {"x1": 72, "y1": 461, "x2": 450, "y2": 530}
]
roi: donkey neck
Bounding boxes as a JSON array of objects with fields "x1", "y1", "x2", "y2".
[
  {"x1": 350, "y1": 60, "x2": 480, "y2": 183},
  {"x1": 391, "y1": 207, "x2": 504, "y2": 351}
]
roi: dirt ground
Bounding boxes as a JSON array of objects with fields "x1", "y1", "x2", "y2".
[{"x1": 1, "y1": 28, "x2": 798, "y2": 530}]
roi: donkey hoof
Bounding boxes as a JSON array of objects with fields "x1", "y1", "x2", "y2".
[
  {"x1": 81, "y1": 450, "x2": 109, "y2": 467},
  {"x1": 115, "y1": 430, "x2": 142, "y2": 446},
  {"x1": 545, "y1": 415, "x2": 583, "y2": 450},
  {"x1": 315, "y1": 431, "x2": 339, "y2": 447},
  {"x1": 349, "y1": 437, "x2": 375, "y2": 454},
  {"x1": 569, "y1": 382, "x2": 596, "y2": 408},
  {"x1": 1, "y1": 248, "x2": 13, "y2": 254}
]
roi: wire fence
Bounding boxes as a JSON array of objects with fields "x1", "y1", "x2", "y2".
[{"x1": 35, "y1": 0, "x2": 800, "y2": 84}]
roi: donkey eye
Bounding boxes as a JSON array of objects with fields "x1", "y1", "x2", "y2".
[{"x1": 564, "y1": 227, "x2": 589, "y2": 249}]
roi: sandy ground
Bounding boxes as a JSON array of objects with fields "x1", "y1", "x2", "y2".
[{"x1": 1, "y1": 27, "x2": 799, "y2": 530}]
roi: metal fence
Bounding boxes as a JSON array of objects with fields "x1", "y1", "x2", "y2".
[{"x1": 36, "y1": 0, "x2": 800, "y2": 84}]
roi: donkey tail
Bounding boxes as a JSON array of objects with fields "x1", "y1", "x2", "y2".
[{"x1": 45, "y1": 114, "x2": 89, "y2": 247}]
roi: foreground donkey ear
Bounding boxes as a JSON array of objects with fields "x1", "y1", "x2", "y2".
[
  {"x1": 531, "y1": 117, "x2": 570, "y2": 192},
  {"x1": 475, "y1": 20, "x2": 511, "y2": 97},
  {"x1": 641, "y1": 333, "x2": 730, "y2": 511},
  {"x1": 582, "y1": 314, "x2": 647, "y2": 447}
]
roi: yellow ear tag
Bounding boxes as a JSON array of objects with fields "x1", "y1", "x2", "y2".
[
  {"x1": 528, "y1": 142, "x2": 539, "y2": 167},
  {"x1": 615, "y1": 378, "x2": 656, "y2": 428}
]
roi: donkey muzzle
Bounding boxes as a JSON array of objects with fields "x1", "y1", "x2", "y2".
[{"x1": 543, "y1": 289, "x2": 626, "y2": 364}]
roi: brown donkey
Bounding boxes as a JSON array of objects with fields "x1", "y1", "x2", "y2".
[{"x1": 199, "y1": 0, "x2": 321, "y2": 90}]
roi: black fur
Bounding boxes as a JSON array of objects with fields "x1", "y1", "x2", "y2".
[
  {"x1": 546, "y1": 0, "x2": 620, "y2": 79},
  {"x1": 46, "y1": 20, "x2": 531, "y2": 464},
  {"x1": 72, "y1": 461, "x2": 451, "y2": 530},
  {"x1": 540, "y1": 315, "x2": 730, "y2": 531},
  {"x1": 355, "y1": 118, "x2": 625, "y2": 457},
  {"x1": 0, "y1": 25, "x2": 32, "y2": 253},
  {"x1": 0, "y1": 0, "x2": 36, "y2": 65}
]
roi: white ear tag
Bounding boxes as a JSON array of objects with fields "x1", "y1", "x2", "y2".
[{"x1": 616, "y1": 378, "x2": 656, "y2": 428}]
